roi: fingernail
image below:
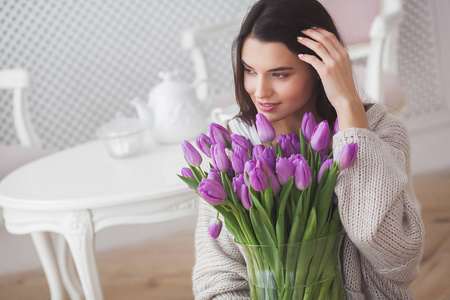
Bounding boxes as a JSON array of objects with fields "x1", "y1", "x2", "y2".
[
  {"x1": 298, "y1": 54, "x2": 304, "y2": 58},
  {"x1": 297, "y1": 36, "x2": 304, "y2": 41},
  {"x1": 311, "y1": 26, "x2": 318, "y2": 29}
]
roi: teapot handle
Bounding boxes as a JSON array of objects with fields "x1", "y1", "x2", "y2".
[{"x1": 193, "y1": 78, "x2": 214, "y2": 111}]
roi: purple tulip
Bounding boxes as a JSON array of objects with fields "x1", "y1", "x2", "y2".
[
  {"x1": 276, "y1": 157, "x2": 295, "y2": 185},
  {"x1": 181, "y1": 167, "x2": 195, "y2": 179},
  {"x1": 211, "y1": 143, "x2": 230, "y2": 172},
  {"x1": 232, "y1": 173, "x2": 245, "y2": 198},
  {"x1": 276, "y1": 134, "x2": 297, "y2": 157},
  {"x1": 267, "y1": 168, "x2": 281, "y2": 196},
  {"x1": 208, "y1": 218, "x2": 223, "y2": 239},
  {"x1": 256, "y1": 113, "x2": 276, "y2": 144},
  {"x1": 289, "y1": 153, "x2": 307, "y2": 165},
  {"x1": 334, "y1": 117, "x2": 339, "y2": 135},
  {"x1": 287, "y1": 134, "x2": 301, "y2": 154},
  {"x1": 310, "y1": 121, "x2": 330, "y2": 153},
  {"x1": 318, "y1": 159, "x2": 334, "y2": 182},
  {"x1": 336, "y1": 143, "x2": 358, "y2": 170},
  {"x1": 293, "y1": 159, "x2": 312, "y2": 190},
  {"x1": 240, "y1": 184, "x2": 252, "y2": 210},
  {"x1": 198, "y1": 178, "x2": 227, "y2": 205},
  {"x1": 209, "y1": 123, "x2": 231, "y2": 148},
  {"x1": 252, "y1": 144, "x2": 265, "y2": 159},
  {"x1": 261, "y1": 147, "x2": 276, "y2": 170},
  {"x1": 181, "y1": 167, "x2": 195, "y2": 190},
  {"x1": 244, "y1": 159, "x2": 257, "y2": 175},
  {"x1": 181, "y1": 140, "x2": 202, "y2": 167},
  {"x1": 207, "y1": 168, "x2": 222, "y2": 183},
  {"x1": 231, "y1": 134, "x2": 253, "y2": 154},
  {"x1": 196, "y1": 133, "x2": 213, "y2": 157},
  {"x1": 230, "y1": 147, "x2": 250, "y2": 174},
  {"x1": 248, "y1": 168, "x2": 268, "y2": 191},
  {"x1": 301, "y1": 112, "x2": 317, "y2": 141}
]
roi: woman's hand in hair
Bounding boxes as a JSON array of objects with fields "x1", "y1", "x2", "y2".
[{"x1": 297, "y1": 27, "x2": 369, "y2": 130}]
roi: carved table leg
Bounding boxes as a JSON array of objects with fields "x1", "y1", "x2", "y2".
[
  {"x1": 63, "y1": 210, "x2": 103, "y2": 300},
  {"x1": 31, "y1": 232, "x2": 67, "y2": 300},
  {"x1": 56, "y1": 234, "x2": 83, "y2": 300}
]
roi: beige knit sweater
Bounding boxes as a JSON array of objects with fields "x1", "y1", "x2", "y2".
[{"x1": 192, "y1": 103, "x2": 424, "y2": 300}]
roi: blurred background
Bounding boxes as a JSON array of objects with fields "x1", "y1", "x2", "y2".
[{"x1": 0, "y1": 0, "x2": 449, "y2": 299}]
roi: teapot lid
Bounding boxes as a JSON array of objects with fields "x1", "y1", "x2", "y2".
[
  {"x1": 97, "y1": 113, "x2": 145, "y2": 138},
  {"x1": 150, "y1": 71, "x2": 192, "y2": 98}
]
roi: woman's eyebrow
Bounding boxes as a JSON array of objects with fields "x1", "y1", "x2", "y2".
[{"x1": 242, "y1": 60, "x2": 293, "y2": 72}]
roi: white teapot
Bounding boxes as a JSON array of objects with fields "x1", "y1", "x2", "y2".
[{"x1": 131, "y1": 71, "x2": 212, "y2": 144}]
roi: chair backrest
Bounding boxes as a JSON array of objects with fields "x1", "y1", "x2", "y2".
[{"x1": 0, "y1": 69, "x2": 41, "y2": 148}]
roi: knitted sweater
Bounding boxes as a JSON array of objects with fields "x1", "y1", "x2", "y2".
[{"x1": 192, "y1": 103, "x2": 424, "y2": 300}]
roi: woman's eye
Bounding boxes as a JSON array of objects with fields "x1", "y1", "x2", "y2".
[
  {"x1": 244, "y1": 68, "x2": 255, "y2": 74},
  {"x1": 273, "y1": 73, "x2": 288, "y2": 78}
]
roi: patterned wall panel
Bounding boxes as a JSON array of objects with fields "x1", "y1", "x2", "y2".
[
  {"x1": 398, "y1": 0, "x2": 450, "y2": 122},
  {"x1": 0, "y1": 0, "x2": 253, "y2": 149}
]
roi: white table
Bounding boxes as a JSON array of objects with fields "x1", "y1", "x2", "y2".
[{"x1": 0, "y1": 139, "x2": 197, "y2": 300}]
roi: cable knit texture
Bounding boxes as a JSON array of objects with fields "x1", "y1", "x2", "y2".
[{"x1": 192, "y1": 103, "x2": 424, "y2": 300}]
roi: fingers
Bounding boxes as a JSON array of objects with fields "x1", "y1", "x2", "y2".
[{"x1": 297, "y1": 27, "x2": 348, "y2": 62}]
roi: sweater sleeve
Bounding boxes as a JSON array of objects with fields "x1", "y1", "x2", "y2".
[
  {"x1": 192, "y1": 200, "x2": 251, "y2": 300},
  {"x1": 332, "y1": 114, "x2": 424, "y2": 283}
]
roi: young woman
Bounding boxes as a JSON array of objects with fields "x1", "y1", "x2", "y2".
[{"x1": 193, "y1": 0, "x2": 424, "y2": 299}]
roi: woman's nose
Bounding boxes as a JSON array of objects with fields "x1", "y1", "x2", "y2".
[{"x1": 255, "y1": 77, "x2": 273, "y2": 99}]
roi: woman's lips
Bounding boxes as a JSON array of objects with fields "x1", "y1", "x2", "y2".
[{"x1": 257, "y1": 101, "x2": 280, "y2": 112}]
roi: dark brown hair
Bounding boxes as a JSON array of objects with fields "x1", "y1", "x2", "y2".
[{"x1": 232, "y1": 0, "x2": 344, "y2": 126}]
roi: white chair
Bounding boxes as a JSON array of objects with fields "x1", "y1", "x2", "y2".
[
  {"x1": 182, "y1": 0, "x2": 404, "y2": 125},
  {"x1": 0, "y1": 68, "x2": 52, "y2": 213},
  {"x1": 0, "y1": 69, "x2": 84, "y2": 300}
]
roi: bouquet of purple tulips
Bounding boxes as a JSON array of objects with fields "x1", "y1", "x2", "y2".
[{"x1": 179, "y1": 113, "x2": 356, "y2": 299}]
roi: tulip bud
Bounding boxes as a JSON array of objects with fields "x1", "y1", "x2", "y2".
[
  {"x1": 252, "y1": 144, "x2": 265, "y2": 160},
  {"x1": 181, "y1": 140, "x2": 202, "y2": 167},
  {"x1": 232, "y1": 173, "x2": 245, "y2": 198},
  {"x1": 248, "y1": 168, "x2": 268, "y2": 191},
  {"x1": 231, "y1": 134, "x2": 253, "y2": 154},
  {"x1": 293, "y1": 159, "x2": 312, "y2": 190},
  {"x1": 287, "y1": 134, "x2": 301, "y2": 154},
  {"x1": 198, "y1": 178, "x2": 227, "y2": 205},
  {"x1": 276, "y1": 134, "x2": 297, "y2": 157},
  {"x1": 289, "y1": 153, "x2": 307, "y2": 165},
  {"x1": 244, "y1": 159, "x2": 257, "y2": 176},
  {"x1": 208, "y1": 218, "x2": 223, "y2": 239},
  {"x1": 334, "y1": 117, "x2": 339, "y2": 135},
  {"x1": 261, "y1": 147, "x2": 276, "y2": 170},
  {"x1": 276, "y1": 157, "x2": 295, "y2": 185},
  {"x1": 230, "y1": 147, "x2": 250, "y2": 174},
  {"x1": 181, "y1": 167, "x2": 195, "y2": 179},
  {"x1": 301, "y1": 112, "x2": 317, "y2": 141},
  {"x1": 267, "y1": 168, "x2": 281, "y2": 196},
  {"x1": 181, "y1": 167, "x2": 195, "y2": 190},
  {"x1": 318, "y1": 159, "x2": 334, "y2": 182},
  {"x1": 256, "y1": 113, "x2": 276, "y2": 144},
  {"x1": 310, "y1": 121, "x2": 330, "y2": 153},
  {"x1": 209, "y1": 123, "x2": 232, "y2": 148},
  {"x1": 336, "y1": 143, "x2": 358, "y2": 170},
  {"x1": 211, "y1": 143, "x2": 230, "y2": 172},
  {"x1": 207, "y1": 168, "x2": 222, "y2": 183},
  {"x1": 240, "y1": 184, "x2": 252, "y2": 210},
  {"x1": 196, "y1": 133, "x2": 213, "y2": 157}
]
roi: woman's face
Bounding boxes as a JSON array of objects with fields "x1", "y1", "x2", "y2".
[{"x1": 242, "y1": 37, "x2": 318, "y2": 132}]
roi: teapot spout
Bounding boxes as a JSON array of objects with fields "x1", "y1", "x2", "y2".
[{"x1": 130, "y1": 98, "x2": 153, "y2": 128}]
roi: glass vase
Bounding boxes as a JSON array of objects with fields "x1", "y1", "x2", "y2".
[{"x1": 237, "y1": 231, "x2": 346, "y2": 300}]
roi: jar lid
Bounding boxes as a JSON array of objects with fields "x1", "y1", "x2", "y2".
[{"x1": 97, "y1": 113, "x2": 145, "y2": 138}]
